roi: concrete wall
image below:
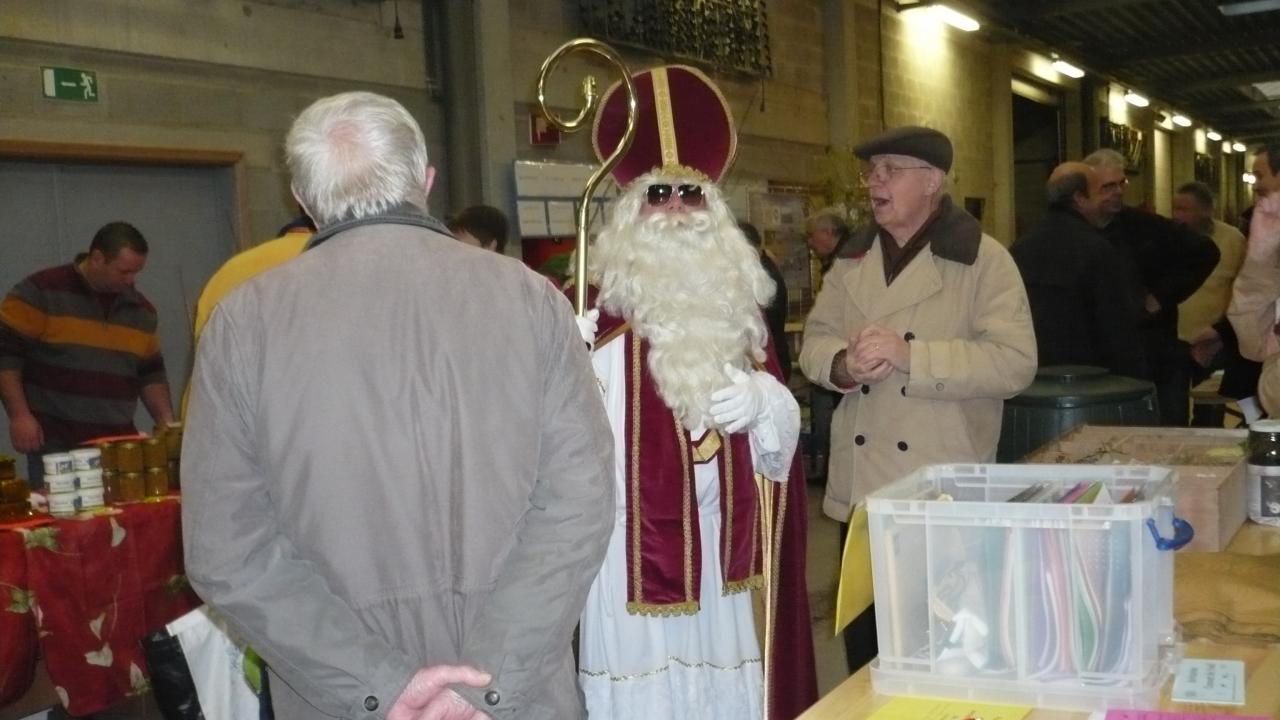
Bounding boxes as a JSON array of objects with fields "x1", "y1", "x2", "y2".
[
  {"x1": 503, "y1": 0, "x2": 1027, "y2": 243},
  {"x1": 506, "y1": 0, "x2": 828, "y2": 188},
  {"x1": 0, "y1": 0, "x2": 440, "y2": 246},
  {"x1": 5, "y1": 0, "x2": 1231, "y2": 250}
]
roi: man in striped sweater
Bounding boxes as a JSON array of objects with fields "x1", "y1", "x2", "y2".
[{"x1": 0, "y1": 221, "x2": 173, "y2": 488}]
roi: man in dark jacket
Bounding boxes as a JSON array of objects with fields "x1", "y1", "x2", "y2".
[
  {"x1": 1011, "y1": 162, "x2": 1146, "y2": 379},
  {"x1": 739, "y1": 221, "x2": 791, "y2": 378},
  {"x1": 1084, "y1": 149, "x2": 1220, "y2": 426}
]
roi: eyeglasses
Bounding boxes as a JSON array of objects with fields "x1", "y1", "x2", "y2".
[
  {"x1": 860, "y1": 162, "x2": 932, "y2": 183},
  {"x1": 647, "y1": 184, "x2": 705, "y2": 207}
]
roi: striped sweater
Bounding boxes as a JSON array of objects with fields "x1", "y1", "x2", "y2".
[{"x1": 0, "y1": 263, "x2": 167, "y2": 448}]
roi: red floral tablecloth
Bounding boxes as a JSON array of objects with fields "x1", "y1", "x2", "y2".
[{"x1": 0, "y1": 498, "x2": 201, "y2": 715}]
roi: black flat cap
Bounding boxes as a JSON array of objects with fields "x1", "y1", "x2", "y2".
[{"x1": 853, "y1": 126, "x2": 953, "y2": 172}]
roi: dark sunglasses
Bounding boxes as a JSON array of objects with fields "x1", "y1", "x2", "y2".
[{"x1": 647, "y1": 183, "x2": 705, "y2": 207}]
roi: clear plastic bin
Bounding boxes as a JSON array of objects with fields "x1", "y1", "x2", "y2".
[{"x1": 866, "y1": 464, "x2": 1190, "y2": 711}]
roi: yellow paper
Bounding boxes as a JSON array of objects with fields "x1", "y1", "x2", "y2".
[
  {"x1": 867, "y1": 696, "x2": 1031, "y2": 720},
  {"x1": 834, "y1": 504, "x2": 874, "y2": 636}
]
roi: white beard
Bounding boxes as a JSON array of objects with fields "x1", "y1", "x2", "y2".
[{"x1": 591, "y1": 172, "x2": 776, "y2": 430}]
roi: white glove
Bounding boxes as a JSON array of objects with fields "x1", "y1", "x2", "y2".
[
  {"x1": 710, "y1": 363, "x2": 773, "y2": 434},
  {"x1": 576, "y1": 308, "x2": 599, "y2": 348}
]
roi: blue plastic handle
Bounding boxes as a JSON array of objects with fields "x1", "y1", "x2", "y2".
[{"x1": 1146, "y1": 515, "x2": 1194, "y2": 551}]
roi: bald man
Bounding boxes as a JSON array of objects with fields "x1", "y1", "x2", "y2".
[{"x1": 1011, "y1": 162, "x2": 1147, "y2": 378}]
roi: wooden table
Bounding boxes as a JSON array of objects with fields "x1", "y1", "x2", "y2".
[
  {"x1": 799, "y1": 641, "x2": 1280, "y2": 719},
  {"x1": 802, "y1": 522, "x2": 1280, "y2": 719}
]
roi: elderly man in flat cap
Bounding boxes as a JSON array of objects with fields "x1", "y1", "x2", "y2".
[{"x1": 799, "y1": 125, "x2": 1037, "y2": 674}]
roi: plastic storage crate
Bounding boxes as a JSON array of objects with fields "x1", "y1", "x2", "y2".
[{"x1": 866, "y1": 464, "x2": 1191, "y2": 711}]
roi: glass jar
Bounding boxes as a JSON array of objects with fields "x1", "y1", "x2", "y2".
[
  {"x1": 119, "y1": 472, "x2": 146, "y2": 503},
  {"x1": 117, "y1": 442, "x2": 144, "y2": 473},
  {"x1": 142, "y1": 437, "x2": 167, "y2": 469},
  {"x1": 1246, "y1": 419, "x2": 1280, "y2": 527},
  {"x1": 103, "y1": 470, "x2": 120, "y2": 505},
  {"x1": 100, "y1": 442, "x2": 118, "y2": 472},
  {"x1": 145, "y1": 466, "x2": 169, "y2": 498},
  {"x1": 164, "y1": 422, "x2": 183, "y2": 461},
  {"x1": 0, "y1": 478, "x2": 29, "y2": 520}
]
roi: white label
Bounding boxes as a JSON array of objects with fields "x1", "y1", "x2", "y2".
[{"x1": 1246, "y1": 464, "x2": 1280, "y2": 526}]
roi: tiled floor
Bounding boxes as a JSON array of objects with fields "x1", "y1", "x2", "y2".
[{"x1": 805, "y1": 482, "x2": 856, "y2": 698}]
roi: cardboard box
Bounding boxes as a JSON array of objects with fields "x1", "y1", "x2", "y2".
[{"x1": 1022, "y1": 425, "x2": 1248, "y2": 552}]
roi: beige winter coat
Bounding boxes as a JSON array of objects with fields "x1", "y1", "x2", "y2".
[{"x1": 800, "y1": 199, "x2": 1037, "y2": 522}]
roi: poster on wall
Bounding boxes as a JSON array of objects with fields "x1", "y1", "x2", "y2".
[{"x1": 513, "y1": 160, "x2": 619, "y2": 281}]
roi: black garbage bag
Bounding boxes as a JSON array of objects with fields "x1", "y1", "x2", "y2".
[
  {"x1": 141, "y1": 625, "x2": 275, "y2": 720},
  {"x1": 142, "y1": 627, "x2": 205, "y2": 720}
]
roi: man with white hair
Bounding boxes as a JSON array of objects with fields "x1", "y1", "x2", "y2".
[
  {"x1": 576, "y1": 65, "x2": 816, "y2": 720},
  {"x1": 182, "y1": 91, "x2": 615, "y2": 720}
]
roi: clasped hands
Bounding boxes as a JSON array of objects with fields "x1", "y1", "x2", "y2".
[
  {"x1": 387, "y1": 665, "x2": 492, "y2": 720},
  {"x1": 844, "y1": 323, "x2": 911, "y2": 386}
]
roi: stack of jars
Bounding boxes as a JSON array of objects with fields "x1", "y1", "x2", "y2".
[
  {"x1": 0, "y1": 456, "x2": 28, "y2": 520},
  {"x1": 42, "y1": 449, "x2": 104, "y2": 516},
  {"x1": 103, "y1": 440, "x2": 143, "y2": 503},
  {"x1": 101, "y1": 423, "x2": 181, "y2": 505},
  {"x1": 162, "y1": 421, "x2": 183, "y2": 489}
]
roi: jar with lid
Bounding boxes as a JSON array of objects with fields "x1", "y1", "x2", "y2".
[
  {"x1": 0, "y1": 475, "x2": 28, "y2": 520},
  {"x1": 142, "y1": 437, "x2": 167, "y2": 469},
  {"x1": 164, "y1": 422, "x2": 183, "y2": 461},
  {"x1": 1246, "y1": 419, "x2": 1280, "y2": 527},
  {"x1": 99, "y1": 442, "x2": 118, "y2": 472},
  {"x1": 117, "y1": 442, "x2": 144, "y2": 473},
  {"x1": 118, "y1": 472, "x2": 146, "y2": 503},
  {"x1": 103, "y1": 470, "x2": 120, "y2": 505},
  {"x1": 145, "y1": 466, "x2": 169, "y2": 498}
]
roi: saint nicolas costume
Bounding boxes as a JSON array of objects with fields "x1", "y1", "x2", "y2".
[{"x1": 576, "y1": 65, "x2": 817, "y2": 720}]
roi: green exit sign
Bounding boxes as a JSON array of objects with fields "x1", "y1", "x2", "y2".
[{"x1": 42, "y1": 66, "x2": 98, "y2": 102}]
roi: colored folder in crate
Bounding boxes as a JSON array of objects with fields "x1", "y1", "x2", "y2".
[{"x1": 834, "y1": 504, "x2": 874, "y2": 635}]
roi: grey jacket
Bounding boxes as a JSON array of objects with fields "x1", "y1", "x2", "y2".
[{"x1": 182, "y1": 215, "x2": 615, "y2": 719}]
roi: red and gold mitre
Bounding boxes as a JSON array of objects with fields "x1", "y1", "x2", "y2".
[{"x1": 592, "y1": 64, "x2": 737, "y2": 186}]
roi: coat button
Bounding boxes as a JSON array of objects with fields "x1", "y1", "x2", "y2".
[
  {"x1": 860, "y1": 384, "x2": 870, "y2": 395},
  {"x1": 364, "y1": 696, "x2": 379, "y2": 712},
  {"x1": 935, "y1": 382, "x2": 945, "y2": 391},
  {"x1": 897, "y1": 441, "x2": 909, "y2": 451},
  {"x1": 900, "y1": 386, "x2": 906, "y2": 396},
  {"x1": 904, "y1": 331, "x2": 915, "y2": 341},
  {"x1": 484, "y1": 690, "x2": 501, "y2": 706},
  {"x1": 854, "y1": 434, "x2": 866, "y2": 446}
]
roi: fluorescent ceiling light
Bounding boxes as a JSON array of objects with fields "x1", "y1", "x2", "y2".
[
  {"x1": 1207, "y1": 130, "x2": 1223, "y2": 141},
  {"x1": 1124, "y1": 91, "x2": 1149, "y2": 107},
  {"x1": 931, "y1": 4, "x2": 980, "y2": 31},
  {"x1": 1051, "y1": 60, "x2": 1085, "y2": 79},
  {"x1": 1244, "y1": 172, "x2": 1258, "y2": 184},
  {"x1": 1172, "y1": 115, "x2": 1192, "y2": 127},
  {"x1": 1234, "y1": 141, "x2": 1248, "y2": 152},
  {"x1": 1219, "y1": 0, "x2": 1280, "y2": 16}
]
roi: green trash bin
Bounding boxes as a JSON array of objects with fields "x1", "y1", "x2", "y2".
[{"x1": 997, "y1": 365, "x2": 1159, "y2": 462}]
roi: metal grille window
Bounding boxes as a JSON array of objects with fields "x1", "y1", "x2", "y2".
[{"x1": 578, "y1": 0, "x2": 772, "y2": 78}]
